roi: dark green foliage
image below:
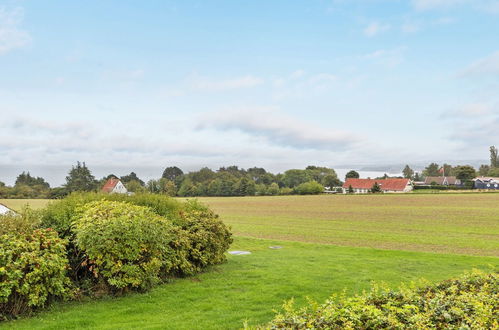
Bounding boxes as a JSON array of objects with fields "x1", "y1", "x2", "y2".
[
  {"x1": 162, "y1": 166, "x2": 184, "y2": 181},
  {"x1": 402, "y1": 165, "x2": 414, "y2": 179},
  {"x1": 371, "y1": 182, "x2": 382, "y2": 193},
  {"x1": 0, "y1": 226, "x2": 71, "y2": 320},
  {"x1": 282, "y1": 169, "x2": 311, "y2": 188},
  {"x1": 65, "y1": 161, "x2": 97, "y2": 193},
  {"x1": 120, "y1": 172, "x2": 144, "y2": 186},
  {"x1": 423, "y1": 162, "x2": 440, "y2": 177},
  {"x1": 15, "y1": 172, "x2": 50, "y2": 188},
  {"x1": 260, "y1": 270, "x2": 498, "y2": 329},
  {"x1": 490, "y1": 146, "x2": 498, "y2": 168},
  {"x1": 453, "y1": 165, "x2": 476, "y2": 180},
  {"x1": 345, "y1": 170, "x2": 359, "y2": 180}
]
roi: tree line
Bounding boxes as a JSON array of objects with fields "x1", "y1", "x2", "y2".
[{"x1": 1, "y1": 146, "x2": 497, "y2": 199}]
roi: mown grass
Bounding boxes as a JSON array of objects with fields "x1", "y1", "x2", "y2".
[
  {"x1": 0, "y1": 199, "x2": 49, "y2": 211},
  {"x1": 1, "y1": 194, "x2": 498, "y2": 329},
  {"x1": 3, "y1": 236, "x2": 497, "y2": 330},
  {"x1": 194, "y1": 194, "x2": 499, "y2": 256}
]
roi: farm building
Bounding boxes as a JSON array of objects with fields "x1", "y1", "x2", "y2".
[
  {"x1": 342, "y1": 178, "x2": 413, "y2": 194},
  {"x1": 101, "y1": 178, "x2": 128, "y2": 194},
  {"x1": 424, "y1": 176, "x2": 461, "y2": 186},
  {"x1": 473, "y1": 177, "x2": 499, "y2": 189},
  {"x1": 0, "y1": 203, "x2": 15, "y2": 215}
]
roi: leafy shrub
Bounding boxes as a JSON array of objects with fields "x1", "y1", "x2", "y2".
[
  {"x1": 73, "y1": 201, "x2": 179, "y2": 292},
  {"x1": 294, "y1": 181, "x2": 324, "y2": 195},
  {"x1": 172, "y1": 200, "x2": 233, "y2": 275},
  {"x1": 257, "y1": 270, "x2": 498, "y2": 329},
  {"x1": 0, "y1": 206, "x2": 41, "y2": 236},
  {"x1": 0, "y1": 228, "x2": 71, "y2": 320},
  {"x1": 41, "y1": 192, "x2": 232, "y2": 287}
]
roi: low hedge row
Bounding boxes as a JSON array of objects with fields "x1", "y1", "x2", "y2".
[
  {"x1": 0, "y1": 193, "x2": 233, "y2": 319},
  {"x1": 257, "y1": 270, "x2": 498, "y2": 329}
]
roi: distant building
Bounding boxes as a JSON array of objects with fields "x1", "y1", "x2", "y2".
[
  {"x1": 424, "y1": 176, "x2": 461, "y2": 186},
  {"x1": 342, "y1": 178, "x2": 413, "y2": 194},
  {"x1": 0, "y1": 203, "x2": 15, "y2": 215},
  {"x1": 101, "y1": 178, "x2": 128, "y2": 194},
  {"x1": 473, "y1": 177, "x2": 499, "y2": 190}
]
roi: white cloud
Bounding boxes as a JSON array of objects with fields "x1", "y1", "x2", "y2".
[
  {"x1": 361, "y1": 47, "x2": 406, "y2": 67},
  {"x1": 0, "y1": 6, "x2": 30, "y2": 55},
  {"x1": 197, "y1": 107, "x2": 361, "y2": 150},
  {"x1": 412, "y1": 0, "x2": 499, "y2": 13},
  {"x1": 363, "y1": 22, "x2": 390, "y2": 37},
  {"x1": 187, "y1": 74, "x2": 264, "y2": 91},
  {"x1": 462, "y1": 50, "x2": 499, "y2": 77}
]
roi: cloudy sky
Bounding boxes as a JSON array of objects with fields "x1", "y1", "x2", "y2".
[{"x1": 1, "y1": 0, "x2": 499, "y2": 184}]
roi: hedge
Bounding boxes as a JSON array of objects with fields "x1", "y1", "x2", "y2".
[
  {"x1": 0, "y1": 227, "x2": 71, "y2": 320},
  {"x1": 256, "y1": 270, "x2": 498, "y2": 329}
]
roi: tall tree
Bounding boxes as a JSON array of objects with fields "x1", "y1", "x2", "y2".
[
  {"x1": 120, "y1": 172, "x2": 144, "y2": 186},
  {"x1": 478, "y1": 165, "x2": 490, "y2": 176},
  {"x1": 402, "y1": 165, "x2": 414, "y2": 179},
  {"x1": 15, "y1": 171, "x2": 50, "y2": 188},
  {"x1": 422, "y1": 163, "x2": 440, "y2": 177},
  {"x1": 490, "y1": 146, "x2": 498, "y2": 168},
  {"x1": 345, "y1": 170, "x2": 360, "y2": 180},
  {"x1": 65, "y1": 161, "x2": 97, "y2": 192},
  {"x1": 162, "y1": 166, "x2": 184, "y2": 181},
  {"x1": 453, "y1": 165, "x2": 476, "y2": 181}
]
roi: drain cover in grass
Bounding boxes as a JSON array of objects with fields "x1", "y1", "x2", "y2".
[
  {"x1": 269, "y1": 246, "x2": 282, "y2": 249},
  {"x1": 228, "y1": 250, "x2": 251, "y2": 255}
]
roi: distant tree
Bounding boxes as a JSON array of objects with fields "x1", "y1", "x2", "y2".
[
  {"x1": 120, "y1": 172, "x2": 144, "y2": 186},
  {"x1": 305, "y1": 166, "x2": 337, "y2": 183},
  {"x1": 442, "y1": 164, "x2": 453, "y2": 176},
  {"x1": 490, "y1": 146, "x2": 498, "y2": 168},
  {"x1": 162, "y1": 166, "x2": 184, "y2": 181},
  {"x1": 488, "y1": 167, "x2": 499, "y2": 177},
  {"x1": 413, "y1": 172, "x2": 421, "y2": 181},
  {"x1": 125, "y1": 179, "x2": 146, "y2": 193},
  {"x1": 267, "y1": 183, "x2": 280, "y2": 195},
  {"x1": 347, "y1": 185, "x2": 354, "y2": 193},
  {"x1": 294, "y1": 181, "x2": 324, "y2": 195},
  {"x1": 345, "y1": 170, "x2": 360, "y2": 180},
  {"x1": 402, "y1": 165, "x2": 414, "y2": 179},
  {"x1": 65, "y1": 161, "x2": 97, "y2": 192},
  {"x1": 283, "y1": 169, "x2": 311, "y2": 188},
  {"x1": 146, "y1": 179, "x2": 161, "y2": 193},
  {"x1": 453, "y1": 165, "x2": 476, "y2": 181},
  {"x1": 479, "y1": 165, "x2": 490, "y2": 176},
  {"x1": 370, "y1": 182, "x2": 382, "y2": 193},
  {"x1": 15, "y1": 172, "x2": 50, "y2": 188},
  {"x1": 234, "y1": 177, "x2": 256, "y2": 196},
  {"x1": 190, "y1": 167, "x2": 216, "y2": 183},
  {"x1": 423, "y1": 163, "x2": 440, "y2": 177},
  {"x1": 322, "y1": 174, "x2": 341, "y2": 188}
]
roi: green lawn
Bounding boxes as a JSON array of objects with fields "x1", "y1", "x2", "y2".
[
  {"x1": 1, "y1": 195, "x2": 498, "y2": 329},
  {"x1": 3, "y1": 237, "x2": 497, "y2": 330}
]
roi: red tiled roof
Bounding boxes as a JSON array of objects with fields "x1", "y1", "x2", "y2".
[
  {"x1": 343, "y1": 178, "x2": 410, "y2": 191},
  {"x1": 101, "y1": 178, "x2": 120, "y2": 193}
]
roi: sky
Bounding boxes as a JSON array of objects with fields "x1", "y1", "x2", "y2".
[{"x1": 1, "y1": 0, "x2": 499, "y2": 185}]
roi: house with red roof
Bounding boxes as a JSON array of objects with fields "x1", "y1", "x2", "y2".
[
  {"x1": 101, "y1": 178, "x2": 128, "y2": 194},
  {"x1": 342, "y1": 178, "x2": 413, "y2": 194}
]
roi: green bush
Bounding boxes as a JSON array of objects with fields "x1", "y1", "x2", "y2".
[
  {"x1": 294, "y1": 181, "x2": 324, "y2": 195},
  {"x1": 73, "y1": 201, "x2": 179, "y2": 292},
  {"x1": 40, "y1": 192, "x2": 233, "y2": 287},
  {"x1": 257, "y1": 270, "x2": 498, "y2": 329},
  {"x1": 0, "y1": 228, "x2": 71, "y2": 320},
  {"x1": 0, "y1": 207, "x2": 41, "y2": 236},
  {"x1": 173, "y1": 200, "x2": 233, "y2": 275}
]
